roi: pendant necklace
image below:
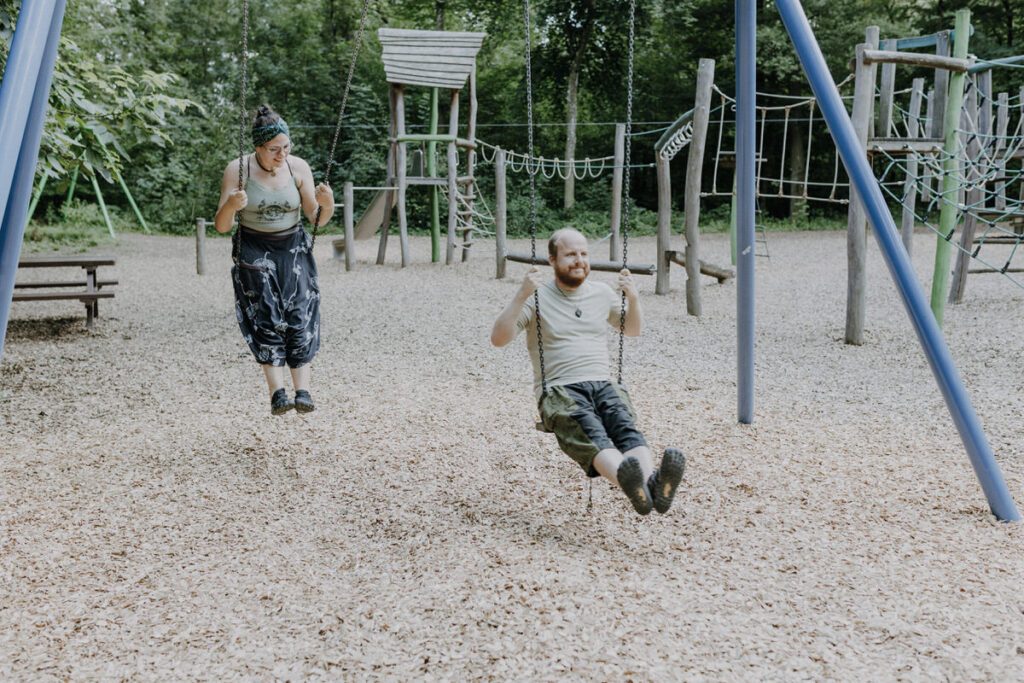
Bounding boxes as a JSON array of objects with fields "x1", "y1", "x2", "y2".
[
  {"x1": 253, "y1": 152, "x2": 277, "y2": 177},
  {"x1": 553, "y1": 283, "x2": 582, "y2": 318}
]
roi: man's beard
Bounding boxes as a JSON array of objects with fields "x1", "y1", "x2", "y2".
[{"x1": 555, "y1": 264, "x2": 588, "y2": 288}]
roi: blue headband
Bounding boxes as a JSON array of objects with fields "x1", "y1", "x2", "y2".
[{"x1": 252, "y1": 119, "x2": 290, "y2": 147}]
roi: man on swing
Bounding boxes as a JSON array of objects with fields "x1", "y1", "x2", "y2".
[{"x1": 491, "y1": 228, "x2": 686, "y2": 516}]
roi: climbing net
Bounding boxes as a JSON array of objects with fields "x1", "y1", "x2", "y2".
[
  {"x1": 873, "y1": 77, "x2": 1024, "y2": 289},
  {"x1": 702, "y1": 77, "x2": 855, "y2": 205}
]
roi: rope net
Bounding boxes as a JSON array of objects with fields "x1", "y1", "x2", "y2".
[
  {"x1": 704, "y1": 77, "x2": 855, "y2": 206},
  {"x1": 873, "y1": 75, "x2": 1024, "y2": 289}
]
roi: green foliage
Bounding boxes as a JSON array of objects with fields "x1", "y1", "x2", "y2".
[
  {"x1": 4, "y1": 0, "x2": 1024, "y2": 238},
  {"x1": 43, "y1": 49, "x2": 201, "y2": 184}
]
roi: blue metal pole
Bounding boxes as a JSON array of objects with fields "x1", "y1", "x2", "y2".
[
  {"x1": 0, "y1": 0, "x2": 65, "y2": 361},
  {"x1": 775, "y1": 0, "x2": 1021, "y2": 522},
  {"x1": 736, "y1": 0, "x2": 756, "y2": 424},
  {"x1": 0, "y1": 0, "x2": 57, "y2": 229}
]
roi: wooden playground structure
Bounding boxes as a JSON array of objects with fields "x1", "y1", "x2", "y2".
[
  {"x1": 333, "y1": 28, "x2": 486, "y2": 270},
  {"x1": 190, "y1": 13, "x2": 1024, "y2": 337}
]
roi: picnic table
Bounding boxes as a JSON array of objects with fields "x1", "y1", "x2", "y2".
[{"x1": 13, "y1": 255, "x2": 117, "y2": 327}]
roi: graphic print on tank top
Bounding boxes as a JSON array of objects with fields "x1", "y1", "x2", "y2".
[{"x1": 255, "y1": 197, "x2": 295, "y2": 224}]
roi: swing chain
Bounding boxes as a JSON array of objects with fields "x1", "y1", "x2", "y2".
[
  {"x1": 234, "y1": 0, "x2": 250, "y2": 263},
  {"x1": 617, "y1": 0, "x2": 636, "y2": 383},
  {"x1": 312, "y1": 0, "x2": 373, "y2": 249},
  {"x1": 523, "y1": 0, "x2": 547, "y2": 397}
]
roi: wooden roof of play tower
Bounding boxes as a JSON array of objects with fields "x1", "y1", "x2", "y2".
[{"x1": 378, "y1": 28, "x2": 486, "y2": 90}]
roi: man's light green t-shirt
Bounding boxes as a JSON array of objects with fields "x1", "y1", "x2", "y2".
[{"x1": 516, "y1": 280, "x2": 625, "y2": 400}]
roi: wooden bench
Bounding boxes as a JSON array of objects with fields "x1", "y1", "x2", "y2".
[{"x1": 13, "y1": 256, "x2": 117, "y2": 328}]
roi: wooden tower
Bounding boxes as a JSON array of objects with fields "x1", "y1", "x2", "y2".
[{"x1": 377, "y1": 28, "x2": 486, "y2": 266}]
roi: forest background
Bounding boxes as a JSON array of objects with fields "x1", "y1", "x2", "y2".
[{"x1": 2, "y1": 0, "x2": 1023, "y2": 246}]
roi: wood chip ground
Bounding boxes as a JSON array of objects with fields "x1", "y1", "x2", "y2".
[{"x1": 1, "y1": 230, "x2": 1022, "y2": 680}]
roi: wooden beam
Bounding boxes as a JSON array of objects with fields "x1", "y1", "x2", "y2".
[
  {"x1": 665, "y1": 249, "x2": 734, "y2": 283},
  {"x1": 504, "y1": 251, "x2": 655, "y2": 275},
  {"x1": 861, "y1": 48, "x2": 971, "y2": 72},
  {"x1": 868, "y1": 137, "x2": 944, "y2": 154}
]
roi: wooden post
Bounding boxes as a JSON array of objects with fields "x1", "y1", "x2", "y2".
[
  {"x1": 683, "y1": 58, "x2": 715, "y2": 316},
  {"x1": 921, "y1": 88, "x2": 935, "y2": 202},
  {"x1": 977, "y1": 70, "x2": 992, "y2": 140},
  {"x1": 609, "y1": 123, "x2": 625, "y2": 261},
  {"x1": 395, "y1": 85, "x2": 410, "y2": 267},
  {"x1": 878, "y1": 38, "x2": 897, "y2": 137},
  {"x1": 900, "y1": 78, "x2": 925, "y2": 256},
  {"x1": 495, "y1": 148, "x2": 507, "y2": 279},
  {"x1": 343, "y1": 181, "x2": 355, "y2": 272},
  {"x1": 995, "y1": 92, "x2": 1009, "y2": 210},
  {"x1": 976, "y1": 70, "x2": 994, "y2": 211},
  {"x1": 655, "y1": 154, "x2": 672, "y2": 295},
  {"x1": 844, "y1": 30, "x2": 879, "y2": 346},
  {"x1": 195, "y1": 217, "x2": 207, "y2": 275},
  {"x1": 949, "y1": 70, "x2": 980, "y2": 304},
  {"x1": 445, "y1": 89, "x2": 460, "y2": 265},
  {"x1": 956, "y1": 76, "x2": 971, "y2": 210},
  {"x1": 1019, "y1": 86, "x2": 1024, "y2": 209},
  {"x1": 930, "y1": 9, "x2": 970, "y2": 325},
  {"x1": 378, "y1": 85, "x2": 398, "y2": 265},
  {"x1": 463, "y1": 66, "x2": 478, "y2": 263},
  {"x1": 429, "y1": 87, "x2": 441, "y2": 263},
  {"x1": 932, "y1": 30, "x2": 950, "y2": 137}
]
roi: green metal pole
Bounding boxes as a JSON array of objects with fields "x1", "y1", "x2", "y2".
[
  {"x1": 88, "y1": 172, "x2": 116, "y2": 238},
  {"x1": 930, "y1": 9, "x2": 971, "y2": 326},
  {"x1": 729, "y1": 173, "x2": 738, "y2": 266},
  {"x1": 27, "y1": 174, "x2": 47, "y2": 219},
  {"x1": 116, "y1": 171, "x2": 150, "y2": 233},
  {"x1": 65, "y1": 166, "x2": 79, "y2": 204},
  {"x1": 429, "y1": 87, "x2": 440, "y2": 262}
]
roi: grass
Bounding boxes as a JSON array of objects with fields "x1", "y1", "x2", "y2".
[
  {"x1": 20, "y1": 199, "x2": 135, "y2": 253},
  {"x1": 20, "y1": 222, "x2": 115, "y2": 253}
]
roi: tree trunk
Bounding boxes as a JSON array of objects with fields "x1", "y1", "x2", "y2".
[
  {"x1": 564, "y1": 66, "x2": 579, "y2": 210},
  {"x1": 562, "y1": 5, "x2": 594, "y2": 212},
  {"x1": 435, "y1": 0, "x2": 445, "y2": 30},
  {"x1": 1004, "y1": 0, "x2": 1013, "y2": 45}
]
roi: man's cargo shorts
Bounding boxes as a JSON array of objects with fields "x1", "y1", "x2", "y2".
[{"x1": 538, "y1": 380, "x2": 648, "y2": 477}]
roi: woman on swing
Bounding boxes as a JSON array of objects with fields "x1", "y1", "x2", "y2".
[
  {"x1": 215, "y1": 104, "x2": 334, "y2": 415},
  {"x1": 490, "y1": 228, "x2": 686, "y2": 516}
]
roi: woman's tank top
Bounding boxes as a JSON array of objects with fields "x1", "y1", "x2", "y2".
[{"x1": 237, "y1": 156, "x2": 302, "y2": 232}]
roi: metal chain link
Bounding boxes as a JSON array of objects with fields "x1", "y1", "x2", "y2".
[
  {"x1": 312, "y1": 0, "x2": 372, "y2": 249},
  {"x1": 523, "y1": 0, "x2": 546, "y2": 397},
  {"x1": 617, "y1": 0, "x2": 636, "y2": 383}
]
